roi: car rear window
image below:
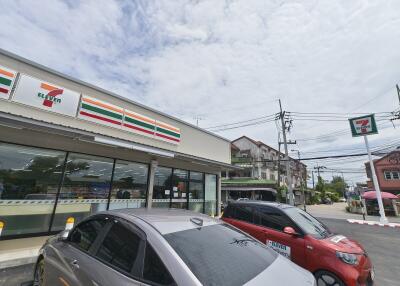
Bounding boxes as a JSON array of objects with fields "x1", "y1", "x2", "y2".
[{"x1": 164, "y1": 223, "x2": 277, "y2": 286}]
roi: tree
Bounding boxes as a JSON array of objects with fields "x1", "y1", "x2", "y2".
[{"x1": 327, "y1": 176, "x2": 347, "y2": 197}]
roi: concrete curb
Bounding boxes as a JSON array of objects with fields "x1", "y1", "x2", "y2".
[
  {"x1": 0, "y1": 248, "x2": 39, "y2": 270},
  {"x1": 347, "y1": 219, "x2": 400, "y2": 228},
  {"x1": 0, "y1": 256, "x2": 37, "y2": 270}
]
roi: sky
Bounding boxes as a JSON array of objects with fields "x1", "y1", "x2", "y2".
[{"x1": 1, "y1": 0, "x2": 400, "y2": 186}]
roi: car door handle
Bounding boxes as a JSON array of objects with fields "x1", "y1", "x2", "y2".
[{"x1": 70, "y1": 259, "x2": 80, "y2": 269}]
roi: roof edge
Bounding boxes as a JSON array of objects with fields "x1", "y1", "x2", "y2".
[
  {"x1": 0, "y1": 48, "x2": 231, "y2": 143},
  {"x1": 232, "y1": 135, "x2": 307, "y2": 166}
]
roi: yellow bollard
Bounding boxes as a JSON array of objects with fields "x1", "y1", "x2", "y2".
[
  {"x1": 65, "y1": 217, "x2": 75, "y2": 231},
  {"x1": 0, "y1": 221, "x2": 4, "y2": 237}
]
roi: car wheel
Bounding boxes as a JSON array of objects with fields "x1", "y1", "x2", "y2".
[
  {"x1": 33, "y1": 259, "x2": 45, "y2": 286},
  {"x1": 315, "y1": 270, "x2": 345, "y2": 286}
]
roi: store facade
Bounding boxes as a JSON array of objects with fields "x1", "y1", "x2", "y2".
[{"x1": 0, "y1": 50, "x2": 232, "y2": 240}]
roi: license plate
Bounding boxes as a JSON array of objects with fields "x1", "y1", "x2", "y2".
[{"x1": 370, "y1": 268, "x2": 375, "y2": 281}]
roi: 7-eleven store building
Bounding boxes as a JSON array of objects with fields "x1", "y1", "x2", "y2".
[{"x1": 0, "y1": 49, "x2": 232, "y2": 253}]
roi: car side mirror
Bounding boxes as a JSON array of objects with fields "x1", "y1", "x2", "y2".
[
  {"x1": 58, "y1": 230, "x2": 70, "y2": 241},
  {"x1": 283, "y1": 226, "x2": 299, "y2": 236}
]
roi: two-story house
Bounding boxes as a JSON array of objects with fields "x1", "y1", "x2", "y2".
[
  {"x1": 365, "y1": 150, "x2": 400, "y2": 195},
  {"x1": 228, "y1": 136, "x2": 306, "y2": 187}
]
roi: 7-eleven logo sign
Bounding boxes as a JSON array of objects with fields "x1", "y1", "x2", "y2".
[
  {"x1": 356, "y1": 119, "x2": 370, "y2": 133},
  {"x1": 37, "y1": 83, "x2": 63, "y2": 108},
  {"x1": 349, "y1": 114, "x2": 378, "y2": 137}
]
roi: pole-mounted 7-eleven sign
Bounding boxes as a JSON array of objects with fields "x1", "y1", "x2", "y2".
[
  {"x1": 348, "y1": 114, "x2": 378, "y2": 137},
  {"x1": 348, "y1": 113, "x2": 387, "y2": 223}
]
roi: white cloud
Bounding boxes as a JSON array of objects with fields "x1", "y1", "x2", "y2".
[{"x1": 1, "y1": 0, "x2": 400, "y2": 183}]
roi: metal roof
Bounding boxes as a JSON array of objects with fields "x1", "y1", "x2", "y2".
[{"x1": 0, "y1": 48, "x2": 230, "y2": 143}]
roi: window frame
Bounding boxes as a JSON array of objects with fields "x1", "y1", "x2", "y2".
[
  {"x1": 154, "y1": 165, "x2": 213, "y2": 213},
  {"x1": 223, "y1": 204, "x2": 254, "y2": 224},
  {"x1": 90, "y1": 216, "x2": 147, "y2": 280},
  {"x1": 384, "y1": 171, "x2": 392, "y2": 180},
  {"x1": 0, "y1": 140, "x2": 219, "y2": 240},
  {"x1": 67, "y1": 214, "x2": 112, "y2": 254},
  {"x1": 0, "y1": 140, "x2": 151, "y2": 240},
  {"x1": 253, "y1": 205, "x2": 304, "y2": 236},
  {"x1": 140, "y1": 241, "x2": 177, "y2": 286}
]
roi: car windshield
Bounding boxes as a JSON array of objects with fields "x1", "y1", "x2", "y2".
[
  {"x1": 164, "y1": 223, "x2": 277, "y2": 286},
  {"x1": 284, "y1": 207, "x2": 331, "y2": 239}
]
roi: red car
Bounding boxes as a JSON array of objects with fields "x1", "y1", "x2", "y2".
[{"x1": 222, "y1": 201, "x2": 374, "y2": 286}]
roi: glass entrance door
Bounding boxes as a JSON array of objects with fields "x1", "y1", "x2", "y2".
[{"x1": 170, "y1": 169, "x2": 188, "y2": 209}]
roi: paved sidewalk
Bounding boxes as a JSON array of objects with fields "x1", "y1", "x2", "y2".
[
  {"x1": 0, "y1": 236, "x2": 48, "y2": 270},
  {"x1": 306, "y1": 202, "x2": 400, "y2": 223}
]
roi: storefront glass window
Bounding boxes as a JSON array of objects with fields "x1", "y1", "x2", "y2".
[
  {"x1": 51, "y1": 153, "x2": 114, "y2": 231},
  {"x1": 109, "y1": 160, "x2": 148, "y2": 210},
  {"x1": 0, "y1": 143, "x2": 66, "y2": 236},
  {"x1": 189, "y1": 172, "x2": 204, "y2": 213},
  {"x1": 171, "y1": 169, "x2": 188, "y2": 209},
  {"x1": 205, "y1": 174, "x2": 217, "y2": 216},
  {"x1": 152, "y1": 166, "x2": 172, "y2": 208}
]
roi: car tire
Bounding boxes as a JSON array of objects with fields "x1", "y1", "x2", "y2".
[
  {"x1": 33, "y1": 258, "x2": 46, "y2": 286},
  {"x1": 314, "y1": 270, "x2": 346, "y2": 286}
]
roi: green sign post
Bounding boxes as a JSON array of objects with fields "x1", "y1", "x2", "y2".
[{"x1": 349, "y1": 114, "x2": 388, "y2": 223}]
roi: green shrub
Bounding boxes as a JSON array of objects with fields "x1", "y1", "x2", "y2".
[
  {"x1": 310, "y1": 193, "x2": 321, "y2": 204},
  {"x1": 327, "y1": 192, "x2": 340, "y2": 202}
]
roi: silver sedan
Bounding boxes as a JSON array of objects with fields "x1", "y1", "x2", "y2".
[{"x1": 32, "y1": 209, "x2": 316, "y2": 286}]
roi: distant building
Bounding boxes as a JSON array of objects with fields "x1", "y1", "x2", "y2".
[
  {"x1": 222, "y1": 136, "x2": 307, "y2": 204},
  {"x1": 365, "y1": 150, "x2": 400, "y2": 195}
]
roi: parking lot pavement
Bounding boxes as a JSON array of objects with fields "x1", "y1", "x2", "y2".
[
  {"x1": 320, "y1": 218, "x2": 400, "y2": 286},
  {"x1": 0, "y1": 263, "x2": 34, "y2": 286},
  {"x1": 307, "y1": 202, "x2": 400, "y2": 223}
]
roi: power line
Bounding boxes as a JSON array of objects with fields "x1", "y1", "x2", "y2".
[
  {"x1": 296, "y1": 121, "x2": 394, "y2": 142},
  {"x1": 298, "y1": 136, "x2": 400, "y2": 155},
  {"x1": 289, "y1": 111, "x2": 393, "y2": 115},
  {"x1": 204, "y1": 113, "x2": 277, "y2": 130},
  {"x1": 208, "y1": 118, "x2": 276, "y2": 132}
]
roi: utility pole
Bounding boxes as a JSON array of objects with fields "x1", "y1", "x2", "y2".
[
  {"x1": 390, "y1": 85, "x2": 400, "y2": 126},
  {"x1": 277, "y1": 132, "x2": 281, "y2": 191},
  {"x1": 278, "y1": 99, "x2": 295, "y2": 205},
  {"x1": 314, "y1": 165, "x2": 326, "y2": 178},
  {"x1": 311, "y1": 171, "x2": 315, "y2": 189},
  {"x1": 292, "y1": 149, "x2": 306, "y2": 211}
]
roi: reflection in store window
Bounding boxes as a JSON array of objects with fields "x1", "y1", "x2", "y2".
[
  {"x1": 0, "y1": 143, "x2": 66, "y2": 236},
  {"x1": 51, "y1": 153, "x2": 114, "y2": 231},
  {"x1": 205, "y1": 174, "x2": 217, "y2": 216},
  {"x1": 152, "y1": 166, "x2": 173, "y2": 208},
  {"x1": 109, "y1": 160, "x2": 148, "y2": 210},
  {"x1": 171, "y1": 169, "x2": 188, "y2": 209},
  {"x1": 189, "y1": 172, "x2": 204, "y2": 213}
]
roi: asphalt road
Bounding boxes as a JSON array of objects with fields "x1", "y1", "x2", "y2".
[
  {"x1": 1, "y1": 218, "x2": 399, "y2": 286},
  {"x1": 320, "y1": 218, "x2": 400, "y2": 286},
  {"x1": 0, "y1": 263, "x2": 34, "y2": 286}
]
